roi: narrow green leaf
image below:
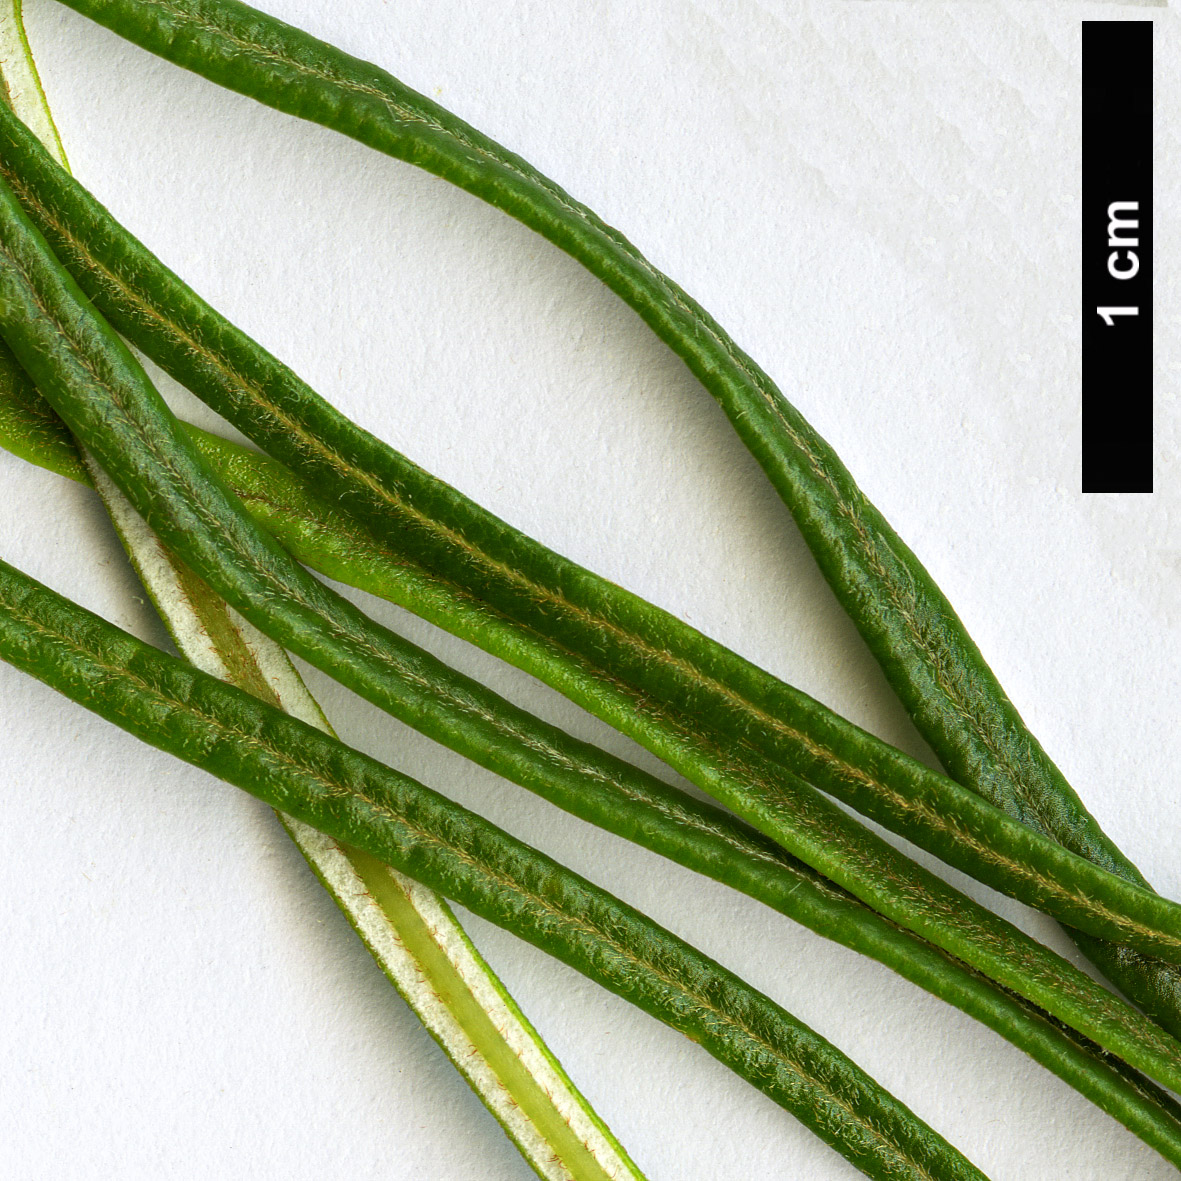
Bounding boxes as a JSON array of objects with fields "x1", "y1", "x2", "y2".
[
  {"x1": 0, "y1": 153, "x2": 1178, "y2": 1106},
  {"x1": 9, "y1": 370, "x2": 1181, "y2": 1171},
  {"x1": 0, "y1": 553, "x2": 990, "y2": 1181},
  {"x1": 0, "y1": 17, "x2": 645, "y2": 1177},
  {"x1": 45, "y1": 0, "x2": 1174, "y2": 1033}
]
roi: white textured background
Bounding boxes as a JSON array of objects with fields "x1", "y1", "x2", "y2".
[{"x1": 0, "y1": 1, "x2": 1177, "y2": 1178}]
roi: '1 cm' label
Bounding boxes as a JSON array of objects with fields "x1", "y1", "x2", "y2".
[{"x1": 1096, "y1": 201, "x2": 1140, "y2": 326}]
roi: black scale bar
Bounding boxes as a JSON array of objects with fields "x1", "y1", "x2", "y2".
[{"x1": 1081, "y1": 21, "x2": 1152, "y2": 493}]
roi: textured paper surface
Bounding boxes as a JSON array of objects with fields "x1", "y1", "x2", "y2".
[{"x1": 1, "y1": 1, "x2": 1177, "y2": 1177}]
